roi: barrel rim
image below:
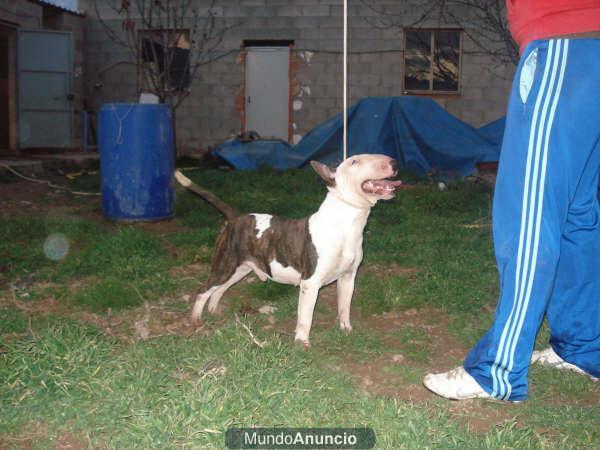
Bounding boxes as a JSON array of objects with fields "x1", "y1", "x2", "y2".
[{"x1": 99, "y1": 103, "x2": 171, "y2": 110}]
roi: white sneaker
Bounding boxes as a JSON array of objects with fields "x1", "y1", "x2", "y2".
[
  {"x1": 423, "y1": 366, "x2": 491, "y2": 400},
  {"x1": 531, "y1": 347, "x2": 598, "y2": 382}
]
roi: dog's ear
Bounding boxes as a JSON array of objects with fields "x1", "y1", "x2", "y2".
[{"x1": 310, "y1": 161, "x2": 336, "y2": 187}]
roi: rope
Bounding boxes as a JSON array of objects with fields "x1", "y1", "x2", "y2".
[
  {"x1": 343, "y1": 0, "x2": 348, "y2": 161},
  {"x1": 112, "y1": 104, "x2": 136, "y2": 145},
  {"x1": 0, "y1": 163, "x2": 100, "y2": 196}
]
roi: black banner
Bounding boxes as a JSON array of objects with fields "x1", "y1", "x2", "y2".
[{"x1": 225, "y1": 428, "x2": 376, "y2": 449}]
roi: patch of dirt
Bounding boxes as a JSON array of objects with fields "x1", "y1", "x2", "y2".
[
  {"x1": 135, "y1": 218, "x2": 190, "y2": 235},
  {"x1": 0, "y1": 178, "x2": 191, "y2": 241},
  {"x1": 338, "y1": 307, "x2": 467, "y2": 397},
  {"x1": 169, "y1": 262, "x2": 209, "y2": 279},
  {"x1": 71, "y1": 299, "x2": 210, "y2": 343},
  {"x1": 331, "y1": 307, "x2": 521, "y2": 433},
  {"x1": 530, "y1": 380, "x2": 600, "y2": 407},
  {"x1": 363, "y1": 308, "x2": 467, "y2": 370},
  {"x1": 50, "y1": 431, "x2": 89, "y2": 450},
  {"x1": 0, "y1": 178, "x2": 98, "y2": 216},
  {"x1": 67, "y1": 276, "x2": 99, "y2": 292},
  {"x1": 31, "y1": 280, "x2": 61, "y2": 291},
  {"x1": 445, "y1": 399, "x2": 524, "y2": 434},
  {"x1": 0, "y1": 289, "x2": 210, "y2": 343},
  {"x1": 11, "y1": 297, "x2": 63, "y2": 315},
  {"x1": 0, "y1": 421, "x2": 89, "y2": 450},
  {"x1": 332, "y1": 354, "x2": 432, "y2": 403},
  {"x1": 360, "y1": 263, "x2": 420, "y2": 278},
  {"x1": 252, "y1": 286, "x2": 473, "y2": 405},
  {"x1": 568, "y1": 387, "x2": 600, "y2": 406}
]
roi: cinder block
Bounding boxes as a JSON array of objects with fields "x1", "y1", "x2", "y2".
[
  {"x1": 301, "y1": 5, "x2": 330, "y2": 17},
  {"x1": 358, "y1": 74, "x2": 380, "y2": 86},
  {"x1": 240, "y1": 0, "x2": 266, "y2": 6},
  {"x1": 276, "y1": 6, "x2": 302, "y2": 16}
]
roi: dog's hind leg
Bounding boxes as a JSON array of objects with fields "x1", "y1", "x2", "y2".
[
  {"x1": 206, "y1": 264, "x2": 251, "y2": 314},
  {"x1": 191, "y1": 286, "x2": 219, "y2": 325},
  {"x1": 192, "y1": 226, "x2": 243, "y2": 324},
  {"x1": 191, "y1": 264, "x2": 251, "y2": 324}
]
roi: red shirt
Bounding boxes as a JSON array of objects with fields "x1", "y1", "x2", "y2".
[{"x1": 507, "y1": 0, "x2": 600, "y2": 51}]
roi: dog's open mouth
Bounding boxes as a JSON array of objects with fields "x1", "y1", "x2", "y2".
[{"x1": 361, "y1": 178, "x2": 402, "y2": 196}]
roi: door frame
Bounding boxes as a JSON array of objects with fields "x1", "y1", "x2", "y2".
[
  {"x1": 241, "y1": 40, "x2": 293, "y2": 142},
  {"x1": 0, "y1": 21, "x2": 18, "y2": 155},
  {"x1": 17, "y1": 28, "x2": 74, "y2": 150}
]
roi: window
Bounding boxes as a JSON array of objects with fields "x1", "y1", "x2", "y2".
[
  {"x1": 404, "y1": 29, "x2": 461, "y2": 94},
  {"x1": 139, "y1": 30, "x2": 191, "y2": 92}
]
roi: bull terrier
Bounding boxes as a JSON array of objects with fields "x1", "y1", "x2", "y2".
[{"x1": 174, "y1": 154, "x2": 401, "y2": 346}]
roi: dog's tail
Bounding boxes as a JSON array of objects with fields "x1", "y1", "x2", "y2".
[{"x1": 174, "y1": 170, "x2": 238, "y2": 220}]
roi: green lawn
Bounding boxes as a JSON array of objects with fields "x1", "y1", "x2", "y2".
[{"x1": 0, "y1": 168, "x2": 597, "y2": 449}]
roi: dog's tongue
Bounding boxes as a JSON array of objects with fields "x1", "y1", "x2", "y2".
[{"x1": 362, "y1": 179, "x2": 402, "y2": 195}]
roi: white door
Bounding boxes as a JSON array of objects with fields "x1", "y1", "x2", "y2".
[
  {"x1": 18, "y1": 30, "x2": 73, "y2": 148},
  {"x1": 245, "y1": 46, "x2": 289, "y2": 141}
]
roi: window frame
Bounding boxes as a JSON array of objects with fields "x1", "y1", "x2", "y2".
[
  {"x1": 137, "y1": 29, "x2": 192, "y2": 94},
  {"x1": 402, "y1": 28, "x2": 463, "y2": 96}
]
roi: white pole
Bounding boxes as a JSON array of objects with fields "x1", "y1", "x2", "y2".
[{"x1": 343, "y1": 0, "x2": 348, "y2": 161}]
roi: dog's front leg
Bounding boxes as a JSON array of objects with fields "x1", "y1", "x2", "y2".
[
  {"x1": 294, "y1": 280, "x2": 320, "y2": 347},
  {"x1": 337, "y1": 271, "x2": 356, "y2": 332}
]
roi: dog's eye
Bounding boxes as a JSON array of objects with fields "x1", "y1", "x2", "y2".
[{"x1": 351, "y1": 159, "x2": 358, "y2": 166}]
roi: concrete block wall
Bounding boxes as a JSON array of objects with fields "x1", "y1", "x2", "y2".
[
  {"x1": 83, "y1": 0, "x2": 516, "y2": 153},
  {"x1": 0, "y1": 0, "x2": 43, "y2": 27}
]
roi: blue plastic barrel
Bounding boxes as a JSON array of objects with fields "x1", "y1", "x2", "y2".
[{"x1": 99, "y1": 103, "x2": 174, "y2": 221}]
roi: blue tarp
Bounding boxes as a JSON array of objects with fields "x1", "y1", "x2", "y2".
[
  {"x1": 477, "y1": 117, "x2": 506, "y2": 152},
  {"x1": 214, "y1": 97, "x2": 505, "y2": 177},
  {"x1": 212, "y1": 140, "x2": 300, "y2": 171}
]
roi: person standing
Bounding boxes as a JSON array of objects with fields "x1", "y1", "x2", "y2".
[{"x1": 424, "y1": 0, "x2": 600, "y2": 401}]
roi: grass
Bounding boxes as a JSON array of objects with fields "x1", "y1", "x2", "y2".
[
  {"x1": 385, "y1": 326, "x2": 431, "y2": 363},
  {"x1": 0, "y1": 216, "x2": 105, "y2": 280},
  {"x1": 0, "y1": 313, "x2": 541, "y2": 449},
  {"x1": 0, "y1": 168, "x2": 598, "y2": 448}
]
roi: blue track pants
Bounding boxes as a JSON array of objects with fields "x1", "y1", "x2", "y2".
[{"x1": 464, "y1": 38, "x2": 600, "y2": 401}]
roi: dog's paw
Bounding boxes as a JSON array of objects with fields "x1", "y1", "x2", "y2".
[
  {"x1": 339, "y1": 322, "x2": 353, "y2": 332},
  {"x1": 190, "y1": 315, "x2": 203, "y2": 327},
  {"x1": 294, "y1": 338, "x2": 311, "y2": 350}
]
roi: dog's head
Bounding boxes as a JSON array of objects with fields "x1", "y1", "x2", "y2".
[{"x1": 311, "y1": 154, "x2": 401, "y2": 208}]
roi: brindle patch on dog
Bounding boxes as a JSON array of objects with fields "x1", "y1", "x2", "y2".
[{"x1": 202, "y1": 214, "x2": 318, "y2": 289}]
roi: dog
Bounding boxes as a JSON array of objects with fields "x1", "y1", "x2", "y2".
[{"x1": 174, "y1": 154, "x2": 401, "y2": 346}]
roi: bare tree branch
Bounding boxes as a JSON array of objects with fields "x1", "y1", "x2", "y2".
[
  {"x1": 360, "y1": 0, "x2": 519, "y2": 66},
  {"x1": 94, "y1": 0, "x2": 239, "y2": 111}
]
